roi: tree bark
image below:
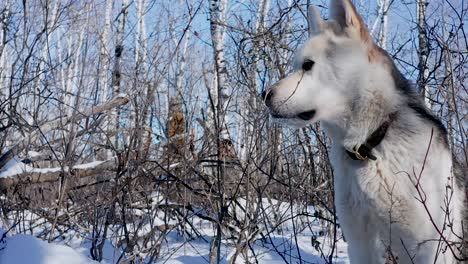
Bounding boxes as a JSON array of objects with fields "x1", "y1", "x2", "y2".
[
  {"x1": 377, "y1": 0, "x2": 390, "y2": 49},
  {"x1": 109, "y1": 0, "x2": 129, "y2": 152},
  {"x1": 417, "y1": 0, "x2": 430, "y2": 106},
  {"x1": 99, "y1": 0, "x2": 114, "y2": 105}
]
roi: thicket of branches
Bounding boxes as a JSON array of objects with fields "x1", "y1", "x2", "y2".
[{"x1": 0, "y1": 0, "x2": 466, "y2": 263}]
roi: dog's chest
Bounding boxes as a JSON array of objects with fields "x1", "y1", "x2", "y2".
[{"x1": 333, "y1": 157, "x2": 410, "y2": 222}]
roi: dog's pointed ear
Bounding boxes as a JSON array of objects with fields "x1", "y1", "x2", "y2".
[
  {"x1": 330, "y1": 0, "x2": 372, "y2": 43},
  {"x1": 307, "y1": 6, "x2": 324, "y2": 36}
]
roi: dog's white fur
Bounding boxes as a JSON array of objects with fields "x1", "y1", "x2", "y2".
[{"x1": 264, "y1": 1, "x2": 465, "y2": 263}]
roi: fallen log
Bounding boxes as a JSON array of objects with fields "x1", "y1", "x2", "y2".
[
  {"x1": 0, "y1": 158, "x2": 117, "y2": 192},
  {"x1": 0, "y1": 95, "x2": 129, "y2": 169}
]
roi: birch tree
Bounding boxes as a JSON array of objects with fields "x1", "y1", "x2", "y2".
[
  {"x1": 209, "y1": 0, "x2": 229, "y2": 141},
  {"x1": 377, "y1": 0, "x2": 390, "y2": 49},
  {"x1": 135, "y1": 0, "x2": 147, "y2": 69},
  {"x1": 208, "y1": 1, "x2": 229, "y2": 262},
  {"x1": 417, "y1": 0, "x2": 430, "y2": 105},
  {"x1": 99, "y1": 0, "x2": 113, "y2": 105},
  {"x1": 0, "y1": 2, "x2": 10, "y2": 95},
  {"x1": 109, "y1": 0, "x2": 129, "y2": 152}
]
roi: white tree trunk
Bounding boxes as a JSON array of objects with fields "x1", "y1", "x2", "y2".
[
  {"x1": 377, "y1": 0, "x2": 389, "y2": 49},
  {"x1": 441, "y1": 3, "x2": 455, "y2": 146},
  {"x1": 64, "y1": 29, "x2": 75, "y2": 111},
  {"x1": 0, "y1": 2, "x2": 8, "y2": 57},
  {"x1": 175, "y1": 30, "x2": 190, "y2": 97},
  {"x1": 209, "y1": 0, "x2": 229, "y2": 141},
  {"x1": 109, "y1": 0, "x2": 129, "y2": 151},
  {"x1": 68, "y1": 13, "x2": 87, "y2": 117},
  {"x1": 208, "y1": 1, "x2": 229, "y2": 263},
  {"x1": 417, "y1": 0, "x2": 430, "y2": 106},
  {"x1": 0, "y1": 2, "x2": 10, "y2": 95},
  {"x1": 99, "y1": 0, "x2": 113, "y2": 105},
  {"x1": 34, "y1": 0, "x2": 59, "y2": 122},
  {"x1": 135, "y1": 0, "x2": 147, "y2": 68}
]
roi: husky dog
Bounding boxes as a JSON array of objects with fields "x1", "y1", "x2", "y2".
[{"x1": 262, "y1": 0, "x2": 465, "y2": 263}]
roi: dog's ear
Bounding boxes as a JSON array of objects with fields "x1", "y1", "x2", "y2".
[
  {"x1": 329, "y1": 0, "x2": 372, "y2": 43},
  {"x1": 307, "y1": 6, "x2": 324, "y2": 36}
]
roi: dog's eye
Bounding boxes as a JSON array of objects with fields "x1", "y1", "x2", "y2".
[{"x1": 302, "y1": 59, "x2": 315, "y2": 71}]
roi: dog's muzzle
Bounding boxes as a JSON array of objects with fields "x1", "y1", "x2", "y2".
[{"x1": 261, "y1": 88, "x2": 316, "y2": 121}]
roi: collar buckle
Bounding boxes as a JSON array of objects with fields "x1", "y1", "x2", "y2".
[{"x1": 344, "y1": 112, "x2": 397, "y2": 162}]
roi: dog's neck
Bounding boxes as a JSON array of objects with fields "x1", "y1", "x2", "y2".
[
  {"x1": 321, "y1": 119, "x2": 347, "y2": 142},
  {"x1": 321, "y1": 65, "x2": 400, "y2": 147}
]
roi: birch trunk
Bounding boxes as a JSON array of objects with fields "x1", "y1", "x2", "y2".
[
  {"x1": 0, "y1": 2, "x2": 10, "y2": 92},
  {"x1": 441, "y1": 4, "x2": 455, "y2": 147},
  {"x1": 377, "y1": 0, "x2": 389, "y2": 49},
  {"x1": 99, "y1": 0, "x2": 113, "y2": 105},
  {"x1": 67, "y1": 16, "x2": 86, "y2": 118},
  {"x1": 109, "y1": 0, "x2": 129, "y2": 151},
  {"x1": 208, "y1": 1, "x2": 229, "y2": 263},
  {"x1": 33, "y1": 0, "x2": 59, "y2": 123},
  {"x1": 174, "y1": 31, "x2": 190, "y2": 101},
  {"x1": 417, "y1": 0, "x2": 430, "y2": 106},
  {"x1": 209, "y1": 0, "x2": 229, "y2": 141},
  {"x1": 135, "y1": 0, "x2": 147, "y2": 68}
]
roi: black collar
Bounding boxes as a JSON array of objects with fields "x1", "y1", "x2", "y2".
[{"x1": 345, "y1": 112, "x2": 397, "y2": 161}]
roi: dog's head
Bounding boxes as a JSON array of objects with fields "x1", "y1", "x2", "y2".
[{"x1": 263, "y1": 0, "x2": 382, "y2": 127}]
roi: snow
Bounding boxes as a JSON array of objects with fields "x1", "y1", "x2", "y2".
[
  {"x1": 153, "y1": 198, "x2": 349, "y2": 263},
  {"x1": 0, "y1": 157, "x2": 108, "y2": 178},
  {"x1": 27, "y1": 151, "x2": 42, "y2": 158},
  {"x1": 0, "y1": 157, "x2": 61, "y2": 178},
  {"x1": 0, "y1": 229, "x2": 348, "y2": 264},
  {"x1": 0, "y1": 197, "x2": 350, "y2": 263},
  {"x1": 155, "y1": 229, "x2": 349, "y2": 264},
  {"x1": 114, "y1": 93, "x2": 129, "y2": 100},
  {"x1": 73, "y1": 160, "x2": 105, "y2": 169},
  {"x1": 0, "y1": 231, "x2": 98, "y2": 264}
]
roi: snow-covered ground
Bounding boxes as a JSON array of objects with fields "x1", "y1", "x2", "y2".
[
  {"x1": 0, "y1": 229, "x2": 348, "y2": 264},
  {"x1": 0, "y1": 195, "x2": 349, "y2": 263},
  {"x1": 0, "y1": 230, "x2": 98, "y2": 264},
  {"x1": 0, "y1": 158, "x2": 350, "y2": 263},
  {"x1": 156, "y1": 229, "x2": 349, "y2": 264}
]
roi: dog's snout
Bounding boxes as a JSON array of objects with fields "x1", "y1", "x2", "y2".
[{"x1": 261, "y1": 89, "x2": 274, "y2": 106}]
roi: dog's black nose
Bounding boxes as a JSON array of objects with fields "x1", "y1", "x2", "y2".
[{"x1": 261, "y1": 89, "x2": 273, "y2": 105}]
